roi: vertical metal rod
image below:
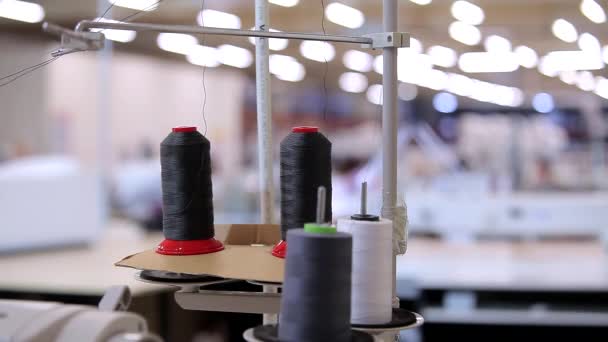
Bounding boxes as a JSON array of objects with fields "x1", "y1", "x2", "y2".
[
  {"x1": 316, "y1": 186, "x2": 326, "y2": 224},
  {"x1": 97, "y1": 0, "x2": 112, "y2": 225},
  {"x1": 361, "y1": 181, "x2": 367, "y2": 215},
  {"x1": 256, "y1": 0, "x2": 275, "y2": 326},
  {"x1": 382, "y1": 0, "x2": 399, "y2": 319}
]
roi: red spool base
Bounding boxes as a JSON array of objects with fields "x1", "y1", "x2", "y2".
[
  {"x1": 292, "y1": 126, "x2": 318, "y2": 133},
  {"x1": 271, "y1": 240, "x2": 287, "y2": 258},
  {"x1": 156, "y1": 238, "x2": 224, "y2": 255}
]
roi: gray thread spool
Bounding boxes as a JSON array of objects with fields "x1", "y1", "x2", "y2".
[{"x1": 278, "y1": 229, "x2": 353, "y2": 342}]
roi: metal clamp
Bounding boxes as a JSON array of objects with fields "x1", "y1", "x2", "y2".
[
  {"x1": 42, "y1": 22, "x2": 105, "y2": 57},
  {"x1": 361, "y1": 32, "x2": 410, "y2": 49}
]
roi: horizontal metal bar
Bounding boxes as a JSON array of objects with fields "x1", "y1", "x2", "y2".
[
  {"x1": 175, "y1": 289, "x2": 281, "y2": 314},
  {"x1": 75, "y1": 20, "x2": 373, "y2": 45}
]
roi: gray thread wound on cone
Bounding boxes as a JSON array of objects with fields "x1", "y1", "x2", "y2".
[
  {"x1": 278, "y1": 229, "x2": 352, "y2": 342},
  {"x1": 280, "y1": 131, "x2": 332, "y2": 240},
  {"x1": 161, "y1": 129, "x2": 214, "y2": 240}
]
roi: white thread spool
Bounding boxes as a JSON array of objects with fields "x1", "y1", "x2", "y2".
[{"x1": 337, "y1": 217, "x2": 393, "y2": 325}]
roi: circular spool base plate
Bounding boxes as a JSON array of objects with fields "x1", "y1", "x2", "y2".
[
  {"x1": 351, "y1": 309, "x2": 424, "y2": 333},
  {"x1": 139, "y1": 270, "x2": 221, "y2": 283},
  {"x1": 156, "y1": 238, "x2": 224, "y2": 255},
  {"x1": 245, "y1": 325, "x2": 374, "y2": 342},
  {"x1": 271, "y1": 240, "x2": 286, "y2": 258}
]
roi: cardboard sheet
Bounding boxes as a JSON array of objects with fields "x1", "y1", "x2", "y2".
[{"x1": 115, "y1": 224, "x2": 285, "y2": 283}]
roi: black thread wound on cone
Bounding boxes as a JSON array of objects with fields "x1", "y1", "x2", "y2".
[
  {"x1": 278, "y1": 229, "x2": 352, "y2": 342},
  {"x1": 161, "y1": 129, "x2": 214, "y2": 240},
  {"x1": 280, "y1": 131, "x2": 332, "y2": 240}
]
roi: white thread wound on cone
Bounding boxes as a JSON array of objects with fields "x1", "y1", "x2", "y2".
[{"x1": 337, "y1": 218, "x2": 393, "y2": 324}]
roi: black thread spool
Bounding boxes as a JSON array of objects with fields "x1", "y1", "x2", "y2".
[
  {"x1": 156, "y1": 126, "x2": 223, "y2": 255},
  {"x1": 279, "y1": 126, "x2": 332, "y2": 240}
]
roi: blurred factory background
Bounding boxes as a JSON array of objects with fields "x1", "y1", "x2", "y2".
[{"x1": 1, "y1": 0, "x2": 608, "y2": 341}]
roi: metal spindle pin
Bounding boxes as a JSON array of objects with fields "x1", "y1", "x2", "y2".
[
  {"x1": 360, "y1": 181, "x2": 367, "y2": 216},
  {"x1": 316, "y1": 186, "x2": 326, "y2": 224}
]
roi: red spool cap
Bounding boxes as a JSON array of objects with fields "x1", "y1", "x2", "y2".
[
  {"x1": 292, "y1": 126, "x2": 318, "y2": 133},
  {"x1": 156, "y1": 238, "x2": 224, "y2": 255},
  {"x1": 271, "y1": 240, "x2": 287, "y2": 258},
  {"x1": 172, "y1": 126, "x2": 197, "y2": 133}
]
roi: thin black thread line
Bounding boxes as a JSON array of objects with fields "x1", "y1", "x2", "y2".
[
  {"x1": 0, "y1": 56, "x2": 57, "y2": 81},
  {"x1": 96, "y1": 1, "x2": 115, "y2": 21},
  {"x1": 0, "y1": 57, "x2": 59, "y2": 88},
  {"x1": 320, "y1": 0, "x2": 328, "y2": 122},
  {"x1": 199, "y1": 0, "x2": 208, "y2": 136}
]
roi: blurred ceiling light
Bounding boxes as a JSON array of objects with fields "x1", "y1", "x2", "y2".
[
  {"x1": 603, "y1": 45, "x2": 608, "y2": 63},
  {"x1": 580, "y1": 0, "x2": 606, "y2": 24},
  {"x1": 493, "y1": 86, "x2": 524, "y2": 107},
  {"x1": 398, "y1": 83, "x2": 418, "y2": 101},
  {"x1": 300, "y1": 40, "x2": 335, "y2": 62},
  {"x1": 559, "y1": 71, "x2": 578, "y2": 85},
  {"x1": 447, "y1": 73, "x2": 474, "y2": 97},
  {"x1": 366, "y1": 84, "x2": 383, "y2": 105},
  {"x1": 578, "y1": 32, "x2": 601, "y2": 53},
  {"x1": 541, "y1": 50, "x2": 604, "y2": 72},
  {"x1": 325, "y1": 2, "x2": 364, "y2": 29},
  {"x1": 186, "y1": 45, "x2": 220, "y2": 67},
  {"x1": 449, "y1": 21, "x2": 481, "y2": 46},
  {"x1": 375, "y1": 51, "x2": 433, "y2": 76},
  {"x1": 417, "y1": 69, "x2": 449, "y2": 91},
  {"x1": 433, "y1": 92, "x2": 458, "y2": 113},
  {"x1": 269, "y1": 0, "x2": 299, "y2": 7},
  {"x1": 427, "y1": 45, "x2": 457, "y2": 68},
  {"x1": 409, "y1": 37, "x2": 423, "y2": 54},
  {"x1": 514, "y1": 45, "x2": 538, "y2": 68},
  {"x1": 409, "y1": 0, "x2": 432, "y2": 5},
  {"x1": 157, "y1": 33, "x2": 198, "y2": 54},
  {"x1": 532, "y1": 93, "x2": 555, "y2": 113},
  {"x1": 248, "y1": 28, "x2": 288, "y2": 51},
  {"x1": 217, "y1": 44, "x2": 253, "y2": 68},
  {"x1": 0, "y1": 0, "x2": 45, "y2": 23},
  {"x1": 552, "y1": 19, "x2": 578, "y2": 43},
  {"x1": 484, "y1": 35, "x2": 512, "y2": 53},
  {"x1": 342, "y1": 49, "x2": 373, "y2": 72},
  {"x1": 470, "y1": 80, "x2": 496, "y2": 102},
  {"x1": 269, "y1": 54, "x2": 306, "y2": 82},
  {"x1": 91, "y1": 18, "x2": 136, "y2": 43},
  {"x1": 595, "y1": 77, "x2": 608, "y2": 99},
  {"x1": 538, "y1": 57, "x2": 559, "y2": 77},
  {"x1": 339, "y1": 72, "x2": 368, "y2": 93},
  {"x1": 197, "y1": 9, "x2": 241, "y2": 29},
  {"x1": 576, "y1": 71, "x2": 596, "y2": 91},
  {"x1": 458, "y1": 52, "x2": 519, "y2": 73},
  {"x1": 451, "y1": 1, "x2": 484, "y2": 26},
  {"x1": 109, "y1": 0, "x2": 158, "y2": 11}
]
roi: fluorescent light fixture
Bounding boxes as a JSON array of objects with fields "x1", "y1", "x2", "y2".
[
  {"x1": 186, "y1": 45, "x2": 220, "y2": 67},
  {"x1": 109, "y1": 0, "x2": 158, "y2": 11},
  {"x1": 397, "y1": 53, "x2": 434, "y2": 82},
  {"x1": 366, "y1": 84, "x2": 383, "y2": 105},
  {"x1": 248, "y1": 28, "x2": 288, "y2": 51},
  {"x1": 484, "y1": 35, "x2": 512, "y2": 53},
  {"x1": 217, "y1": 44, "x2": 253, "y2": 68},
  {"x1": 449, "y1": 21, "x2": 481, "y2": 46},
  {"x1": 398, "y1": 83, "x2": 418, "y2": 101},
  {"x1": 300, "y1": 40, "x2": 335, "y2": 62},
  {"x1": 493, "y1": 86, "x2": 524, "y2": 107},
  {"x1": 409, "y1": 37, "x2": 423, "y2": 54},
  {"x1": 559, "y1": 71, "x2": 578, "y2": 85},
  {"x1": 157, "y1": 33, "x2": 198, "y2": 55},
  {"x1": 538, "y1": 57, "x2": 559, "y2": 77},
  {"x1": 0, "y1": 0, "x2": 45, "y2": 23},
  {"x1": 433, "y1": 92, "x2": 458, "y2": 113},
  {"x1": 514, "y1": 45, "x2": 538, "y2": 68},
  {"x1": 91, "y1": 18, "x2": 136, "y2": 43},
  {"x1": 269, "y1": 0, "x2": 299, "y2": 7},
  {"x1": 470, "y1": 80, "x2": 496, "y2": 103},
  {"x1": 197, "y1": 9, "x2": 241, "y2": 29},
  {"x1": 417, "y1": 69, "x2": 449, "y2": 91},
  {"x1": 603, "y1": 45, "x2": 608, "y2": 64},
  {"x1": 580, "y1": 0, "x2": 606, "y2": 24},
  {"x1": 576, "y1": 71, "x2": 596, "y2": 91},
  {"x1": 342, "y1": 49, "x2": 373, "y2": 72},
  {"x1": 410, "y1": 0, "x2": 432, "y2": 4},
  {"x1": 269, "y1": 54, "x2": 305, "y2": 82},
  {"x1": 552, "y1": 19, "x2": 578, "y2": 43},
  {"x1": 459, "y1": 52, "x2": 519, "y2": 73},
  {"x1": 532, "y1": 93, "x2": 555, "y2": 113},
  {"x1": 339, "y1": 72, "x2": 368, "y2": 93},
  {"x1": 541, "y1": 51, "x2": 604, "y2": 72},
  {"x1": 447, "y1": 73, "x2": 474, "y2": 97},
  {"x1": 427, "y1": 45, "x2": 457, "y2": 68},
  {"x1": 451, "y1": 1, "x2": 484, "y2": 26},
  {"x1": 578, "y1": 32, "x2": 601, "y2": 53},
  {"x1": 325, "y1": 2, "x2": 364, "y2": 29},
  {"x1": 595, "y1": 77, "x2": 608, "y2": 99}
]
